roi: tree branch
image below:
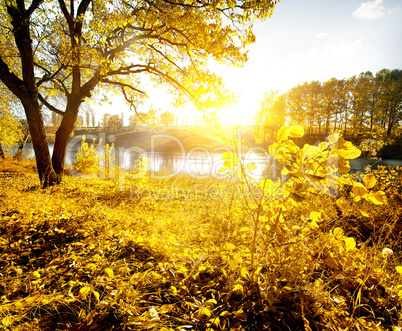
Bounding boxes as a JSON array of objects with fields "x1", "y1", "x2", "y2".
[
  {"x1": 57, "y1": 0, "x2": 74, "y2": 33},
  {"x1": 38, "y1": 93, "x2": 65, "y2": 116},
  {"x1": 35, "y1": 63, "x2": 66, "y2": 87},
  {"x1": 149, "y1": 66, "x2": 201, "y2": 107},
  {"x1": 24, "y1": 0, "x2": 44, "y2": 19},
  {"x1": 149, "y1": 44, "x2": 185, "y2": 74},
  {"x1": 101, "y1": 79, "x2": 146, "y2": 95},
  {"x1": 0, "y1": 55, "x2": 25, "y2": 101},
  {"x1": 104, "y1": 33, "x2": 155, "y2": 60}
]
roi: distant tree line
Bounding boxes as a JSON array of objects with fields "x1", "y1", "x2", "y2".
[{"x1": 254, "y1": 69, "x2": 402, "y2": 143}]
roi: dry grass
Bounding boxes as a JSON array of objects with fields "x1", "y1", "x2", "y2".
[{"x1": 0, "y1": 159, "x2": 401, "y2": 330}]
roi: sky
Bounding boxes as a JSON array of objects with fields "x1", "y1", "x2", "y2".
[{"x1": 100, "y1": 0, "x2": 402, "y2": 126}]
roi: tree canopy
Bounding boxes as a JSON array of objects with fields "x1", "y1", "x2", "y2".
[
  {"x1": 160, "y1": 110, "x2": 175, "y2": 126},
  {"x1": 0, "y1": 83, "x2": 24, "y2": 157},
  {"x1": 259, "y1": 69, "x2": 402, "y2": 137},
  {"x1": 0, "y1": 0, "x2": 278, "y2": 186}
]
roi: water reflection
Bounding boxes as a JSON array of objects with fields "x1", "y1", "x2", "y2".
[
  {"x1": 16, "y1": 142, "x2": 402, "y2": 180},
  {"x1": 122, "y1": 150, "x2": 273, "y2": 180}
]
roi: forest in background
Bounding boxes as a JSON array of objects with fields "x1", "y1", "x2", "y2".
[{"x1": 254, "y1": 69, "x2": 402, "y2": 140}]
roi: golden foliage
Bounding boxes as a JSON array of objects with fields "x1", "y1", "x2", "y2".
[{"x1": 0, "y1": 137, "x2": 401, "y2": 330}]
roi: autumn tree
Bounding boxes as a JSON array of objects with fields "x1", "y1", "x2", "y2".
[
  {"x1": 128, "y1": 114, "x2": 137, "y2": 127},
  {"x1": 85, "y1": 111, "x2": 90, "y2": 127},
  {"x1": 350, "y1": 72, "x2": 376, "y2": 133},
  {"x1": 137, "y1": 107, "x2": 160, "y2": 126},
  {"x1": 108, "y1": 114, "x2": 123, "y2": 133},
  {"x1": 0, "y1": 0, "x2": 278, "y2": 186},
  {"x1": 303, "y1": 81, "x2": 322, "y2": 134},
  {"x1": 76, "y1": 115, "x2": 83, "y2": 128},
  {"x1": 253, "y1": 90, "x2": 285, "y2": 144},
  {"x1": 0, "y1": 83, "x2": 24, "y2": 158},
  {"x1": 160, "y1": 110, "x2": 175, "y2": 126},
  {"x1": 375, "y1": 69, "x2": 402, "y2": 135},
  {"x1": 102, "y1": 113, "x2": 111, "y2": 128},
  {"x1": 285, "y1": 85, "x2": 306, "y2": 127}
]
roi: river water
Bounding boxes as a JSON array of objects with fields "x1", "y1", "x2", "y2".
[{"x1": 15, "y1": 141, "x2": 402, "y2": 180}]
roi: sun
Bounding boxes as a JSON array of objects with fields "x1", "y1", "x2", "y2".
[{"x1": 217, "y1": 99, "x2": 257, "y2": 126}]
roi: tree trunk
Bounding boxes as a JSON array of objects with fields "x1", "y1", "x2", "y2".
[
  {"x1": 0, "y1": 141, "x2": 4, "y2": 159},
  {"x1": 14, "y1": 129, "x2": 29, "y2": 161},
  {"x1": 52, "y1": 102, "x2": 79, "y2": 181},
  {"x1": 24, "y1": 101, "x2": 58, "y2": 186}
]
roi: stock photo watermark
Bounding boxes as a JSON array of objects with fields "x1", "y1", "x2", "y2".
[{"x1": 66, "y1": 131, "x2": 343, "y2": 198}]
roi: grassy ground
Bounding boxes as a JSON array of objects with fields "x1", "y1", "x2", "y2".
[{"x1": 1, "y1": 157, "x2": 402, "y2": 330}]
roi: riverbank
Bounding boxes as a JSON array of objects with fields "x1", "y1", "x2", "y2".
[
  {"x1": 1, "y1": 157, "x2": 401, "y2": 330},
  {"x1": 74, "y1": 125, "x2": 402, "y2": 159},
  {"x1": 37, "y1": 125, "x2": 402, "y2": 159}
]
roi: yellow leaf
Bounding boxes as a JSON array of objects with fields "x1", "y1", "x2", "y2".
[
  {"x1": 344, "y1": 237, "x2": 356, "y2": 251},
  {"x1": 240, "y1": 267, "x2": 249, "y2": 280},
  {"x1": 359, "y1": 210, "x2": 369, "y2": 217},
  {"x1": 289, "y1": 125, "x2": 304, "y2": 138},
  {"x1": 213, "y1": 134, "x2": 228, "y2": 142},
  {"x1": 232, "y1": 283, "x2": 243, "y2": 292},
  {"x1": 220, "y1": 311, "x2": 231, "y2": 316},
  {"x1": 366, "y1": 191, "x2": 386, "y2": 205},
  {"x1": 104, "y1": 268, "x2": 114, "y2": 279},
  {"x1": 337, "y1": 157, "x2": 351, "y2": 174},
  {"x1": 247, "y1": 162, "x2": 257, "y2": 171},
  {"x1": 283, "y1": 140, "x2": 299, "y2": 154},
  {"x1": 268, "y1": 143, "x2": 278, "y2": 157},
  {"x1": 333, "y1": 227, "x2": 344, "y2": 239},
  {"x1": 338, "y1": 141, "x2": 361, "y2": 159},
  {"x1": 79, "y1": 286, "x2": 92, "y2": 299},
  {"x1": 363, "y1": 173, "x2": 376, "y2": 189},
  {"x1": 339, "y1": 175, "x2": 354, "y2": 186},
  {"x1": 352, "y1": 182, "x2": 367, "y2": 197},
  {"x1": 2, "y1": 316, "x2": 13, "y2": 327},
  {"x1": 395, "y1": 266, "x2": 402, "y2": 274},
  {"x1": 210, "y1": 317, "x2": 220, "y2": 327},
  {"x1": 93, "y1": 291, "x2": 100, "y2": 301},
  {"x1": 309, "y1": 211, "x2": 322, "y2": 223},
  {"x1": 302, "y1": 145, "x2": 321, "y2": 157},
  {"x1": 224, "y1": 242, "x2": 236, "y2": 251},
  {"x1": 199, "y1": 307, "x2": 211, "y2": 319},
  {"x1": 277, "y1": 126, "x2": 290, "y2": 142},
  {"x1": 33, "y1": 271, "x2": 41, "y2": 278}
]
